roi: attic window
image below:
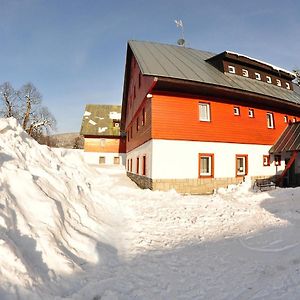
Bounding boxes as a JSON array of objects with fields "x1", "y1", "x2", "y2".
[
  {"x1": 242, "y1": 69, "x2": 249, "y2": 77},
  {"x1": 286, "y1": 82, "x2": 291, "y2": 90},
  {"x1": 255, "y1": 72, "x2": 261, "y2": 80},
  {"x1": 228, "y1": 66, "x2": 236, "y2": 74},
  {"x1": 266, "y1": 76, "x2": 272, "y2": 83},
  {"x1": 284, "y1": 116, "x2": 288, "y2": 123},
  {"x1": 276, "y1": 79, "x2": 281, "y2": 87}
]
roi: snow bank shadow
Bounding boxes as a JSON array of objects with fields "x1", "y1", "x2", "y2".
[{"x1": 0, "y1": 152, "x2": 14, "y2": 166}]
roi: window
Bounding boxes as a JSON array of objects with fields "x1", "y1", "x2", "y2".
[
  {"x1": 127, "y1": 159, "x2": 130, "y2": 171},
  {"x1": 255, "y1": 72, "x2": 261, "y2": 80},
  {"x1": 136, "y1": 157, "x2": 139, "y2": 174},
  {"x1": 127, "y1": 131, "x2": 129, "y2": 142},
  {"x1": 266, "y1": 112, "x2": 274, "y2": 128},
  {"x1": 142, "y1": 108, "x2": 146, "y2": 126},
  {"x1": 233, "y1": 106, "x2": 240, "y2": 116},
  {"x1": 199, "y1": 154, "x2": 214, "y2": 177},
  {"x1": 114, "y1": 157, "x2": 120, "y2": 165},
  {"x1": 266, "y1": 76, "x2": 272, "y2": 84},
  {"x1": 276, "y1": 79, "x2": 281, "y2": 87},
  {"x1": 286, "y1": 82, "x2": 291, "y2": 90},
  {"x1": 248, "y1": 109, "x2": 254, "y2": 118},
  {"x1": 292, "y1": 118, "x2": 296, "y2": 123},
  {"x1": 284, "y1": 116, "x2": 288, "y2": 123},
  {"x1": 130, "y1": 159, "x2": 133, "y2": 172},
  {"x1": 99, "y1": 156, "x2": 105, "y2": 164},
  {"x1": 130, "y1": 126, "x2": 133, "y2": 138},
  {"x1": 242, "y1": 69, "x2": 249, "y2": 77},
  {"x1": 263, "y1": 155, "x2": 270, "y2": 166},
  {"x1": 228, "y1": 65, "x2": 236, "y2": 74},
  {"x1": 274, "y1": 155, "x2": 281, "y2": 166},
  {"x1": 142, "y1": 155, "x2": 146, "y2": 176},
  {"x1": 236, "y1": 155, "x2": 248, "y2": 176},
  {"x1": 199, "y1": 103, "x2": 211, "y2": 122}
]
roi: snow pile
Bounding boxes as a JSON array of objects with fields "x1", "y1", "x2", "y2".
[{"x1": 1, "y1": 117, "x2": 300, "y2": 299}]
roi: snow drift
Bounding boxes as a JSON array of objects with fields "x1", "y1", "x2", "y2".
[{"x1": 1, "y1": 117, "x2": 300, "y2": 300}]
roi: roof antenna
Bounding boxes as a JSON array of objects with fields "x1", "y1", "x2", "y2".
[{"x1": 174, "y1": 19, "x2": 185, "y2": 47}]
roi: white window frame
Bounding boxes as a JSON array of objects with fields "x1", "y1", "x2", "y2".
[
  {"x1": 242, "y1": 69, "x2": 249, "y2": 77},
  {"x1": 267, "y1": 112, "x2": 274, "y2": 128},
  {"x1": 255, "y1": 72, "x2": 261, "y2": 80},
  {"x1": 199, "y1": 154, "x2": 213, "y2": 177},
  {"x1": 286, "y1": 82, "x2": 291, "y2": 90},
  {"x1": 236, "y1": 156, "x2": 247, "y2": 176},
  {"x1": 199, "y1": 103, "x2": 211, "y2": 122},
  {"x1": 284, "y1": 116, "x2": 288, "y2": 123},
  {"x1": 228, "y1": 65, "x2": 236, "y2": 74},
  {"x1": 248, "y1": 109, "x2": 254, "y2": 118},
  {"x1": 276, "y1": 79, "x2": 281, "y2": 87},
  {"x1": 266, "y1": 76, "x2": 272, "y2": 83},
  {"x1": 233, "y1": 106, "x2": 240, "y2": 116}
]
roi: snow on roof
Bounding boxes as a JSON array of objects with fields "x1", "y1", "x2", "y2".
[{"x1": 226, "y1": 51, "x2": 296, "y2": 77}]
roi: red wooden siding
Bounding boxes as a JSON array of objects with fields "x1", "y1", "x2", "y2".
[{"x1": 151, "y1": 94, "x2": 300, "y2": 145}]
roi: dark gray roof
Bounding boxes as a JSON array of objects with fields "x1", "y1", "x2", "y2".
[
  {"x1": 80, "y1": 104, "x2": 121, "y2": 136},
  {"x1": 269, "y1": 122, "x2": 300, "y2": 153},
  {"x1": 129, "y1": 40, "x2": 300, "y2": 105}
]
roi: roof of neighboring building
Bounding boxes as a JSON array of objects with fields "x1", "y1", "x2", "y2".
[
  {"x1": 128, "y1": 40, "x2": 300, "y2": 105},
  {"x1": 269, "y1": 122, "x2": 300, "y2": 153},
  {"x1": 80, "y1": 104, "x2": 121, "y2": 136}
]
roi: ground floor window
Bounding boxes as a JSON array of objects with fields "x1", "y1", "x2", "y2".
[
  {"x1": 99, "y1": 156, "x2": 105, "y2": 164},
  {"x1": 198, "y1": 153, "x2": 214, "y2": 177},
  {"x1": 130, "y1": 159, "x2": 133, "y2": 172},
  {"x1": 136, "y1": 157, "x2": 139, "y2": 174},
  {"x1": 263, "y1": 155, "x2": 270, "y2": 166},
  {"x1": 114, "y1": 156, "x2": 120, "y2": 165},
  {"x1": 236, "y1": 155, "x2": 248, "y2": 176},
  {"x1": 274, "y1": 155, "x2": 281, "y2": 166},
  {"x1": 142, "y1": 155, "x2": 146, "y2": 176}
]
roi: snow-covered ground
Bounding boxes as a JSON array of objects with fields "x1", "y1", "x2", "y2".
[{"x1": 1, "y1": 118, "x2": 300, "y2": 299}]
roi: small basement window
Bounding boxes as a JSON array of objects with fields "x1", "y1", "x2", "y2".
[
  {"x1": 228, "y1": 66, "x2": 236, "y2": 74},
  {"x1": 266, "y1": 76, "x2": 272, "y2": 83},
  {"x1": 286, "y1": 82, "x2": 291, "y2": 90},
  {"x1": 248, "y1": 109, "x2": 254, "y2": 118},
  {"x1": 267, "y1": 112, "x2": 275, "y2": 128},
  {"x1": 242, "y1": 69, "x2": 249, "y2": 77},
  {"x1": 255, "y1": 72, "x2": 261, "y2": 80},
  {"x1": 199, "y1": 103, "x2": 211, "y2": 122},
  {"x1": 233, "y1": 106, "x2": 240, "y2": 116},
  {"x1": 276, "y1": 79, "x2": 281, "y2": 87}
]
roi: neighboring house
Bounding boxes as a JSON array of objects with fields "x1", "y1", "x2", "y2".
[
  {"x1": 121, "y1": 40, "x2": 300, "y2": 194},
  {"x1": 80, "y1": 104, "x2": 126, "y2": 165}
]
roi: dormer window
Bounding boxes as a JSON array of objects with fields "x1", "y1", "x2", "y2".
[
  {"x1": 266, "y1": 76, "x2": 272, "y2": 83},
  {"x1": 242, "y1": 69, "x2": 249, "y2": 77},
  {"x1": 286, "y1": 82, "x2": 291, "y2": 90},
  {"x1": 228, "y1": 66, "x2": 236, "y2": 74},
  {"x1": 255, "y1": 73, "x2": 261, "y2": 80},
  {"x1": 276, "y1": 79, "x2": 281, "y2": 87}
]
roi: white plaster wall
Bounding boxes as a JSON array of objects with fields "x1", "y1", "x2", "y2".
[
  {"x1": 149, "y1": 139, "x2": 285, "y2": 179},
  {"x1": 83, "y1": 152, "x2": 126, "y2": 166},
  {"x1": 126, "y1": 140, "x2": 153, "y2": 177}
]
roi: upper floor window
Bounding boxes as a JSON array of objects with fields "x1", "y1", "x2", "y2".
[
  {"x1": 286, "y1": 82, "x2": 291, "y2": 90},
  {"x1": 266, "y1": 76, "x2": 272, "y2": 83},
  {"x1": 248, "y1": 109, "x2": 254, "y2": 118},
  {"x1": 255, "y1": 72, "x2": 261, "y2": 80},
  {"x1": 228, "y1": 66, "x2": 236, "y2": 74},
  {"x1": 199, "y1": 103, "x2": 211, "y2": 122},
  {"x1": 276, "y1": 79, "x2": 281, "y2": 87},
  {"x1": 242, "y1": 69, "x2": 249, "y2": 77},
  {"x1": 233, "y1": 106, "x2": 240, "y2": 116},
  {"x1": 267, "y1": 112, "x2": 275, "y2": 128}
]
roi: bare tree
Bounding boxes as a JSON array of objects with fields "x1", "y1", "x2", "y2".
[{"x1": 0, "y1": 82, "x2": 18, "y2": 118}]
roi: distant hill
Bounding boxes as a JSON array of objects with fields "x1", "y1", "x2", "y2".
[{"x1": 45, "y1": 132, "x2": 84, "y2": 149}]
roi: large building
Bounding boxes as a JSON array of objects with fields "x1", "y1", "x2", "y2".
[
  {"x1": 121, "y1": 40, "x2": 300, "y2": 194},
  {"x1": 80, "y1": 104, "x2": 126, "y2": 165}
]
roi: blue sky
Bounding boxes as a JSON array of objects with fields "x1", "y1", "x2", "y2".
[{"x1": 0, "y1": 0, "x2": 299, "y2": 133}]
